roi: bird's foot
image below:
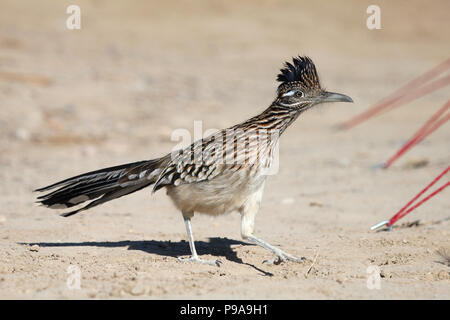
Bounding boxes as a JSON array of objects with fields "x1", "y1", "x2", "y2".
[
  {"x1": 178, "y1": 255, "x2": 222, "y2": 267},
  {"x1": 262, "y1": 250, "x2": 306, "y2": 265}
]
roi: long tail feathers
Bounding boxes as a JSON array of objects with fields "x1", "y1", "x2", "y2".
[{"x1": 35, "y1": 158, "x2": 165, "y2": 217}]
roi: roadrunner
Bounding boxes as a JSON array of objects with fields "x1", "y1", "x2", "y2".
[{"x1": 36, "y1": 56, "x2": 353, "y2": 266}]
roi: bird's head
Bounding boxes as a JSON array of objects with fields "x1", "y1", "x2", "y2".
[{"x1": 275, "y1": 56, "x2": 353, "y2": 110}]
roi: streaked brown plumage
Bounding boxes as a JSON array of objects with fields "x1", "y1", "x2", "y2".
[{"x1": 36, "y1": 56, "x2": 353, "y2": 265}]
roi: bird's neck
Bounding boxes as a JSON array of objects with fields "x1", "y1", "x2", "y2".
[{"x1": 242, "y1": 104, "x2": 304, "y2": 137}]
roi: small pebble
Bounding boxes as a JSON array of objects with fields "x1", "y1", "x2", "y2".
[
  {"x1": 336, "y1": 276, "x2": 346, "y2": 284},
  {"x1": 309, "y1": 201, "x2": 324, "y2": 207},
  {"x1": 30, "y1": 244, "x2": 40, "y2": 252},
  {"x1": 404, "y1": 159, "x2": 428, "y2": 169}
]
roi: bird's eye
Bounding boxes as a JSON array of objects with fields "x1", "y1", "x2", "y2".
[{"x1": 295, "y1": 91, "x2": 304, "y2": 97}]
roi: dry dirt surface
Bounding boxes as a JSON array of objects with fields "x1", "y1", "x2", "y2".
[{"x1": 0, "y1": 0, "x2": 449, "y2": 299}]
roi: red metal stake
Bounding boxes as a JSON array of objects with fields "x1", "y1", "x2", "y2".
[
  {"x1": 383, "y1": 99, "x2": 450, "y2": 168},
  {"x1": 371, "y1": 166, "x2": 450, "y2": 231},
  {"x1": 340, "y1": 58, "x2": 450, "y2": 130}
]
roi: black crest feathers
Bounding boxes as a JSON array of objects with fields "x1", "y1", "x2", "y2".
[{"x1": 277, "y1": 56, "x2": 321, "y2": 90}]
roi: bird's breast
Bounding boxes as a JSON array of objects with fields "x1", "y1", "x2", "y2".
[{"x1": 165, "y1": 166, "x2": 267, "y2": 216}]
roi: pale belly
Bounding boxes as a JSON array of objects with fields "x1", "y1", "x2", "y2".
[{"x1": 165, "y1": 169, "x2": 267, "y2": 216}]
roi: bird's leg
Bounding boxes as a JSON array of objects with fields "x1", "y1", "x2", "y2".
[
  {"x1": 240, "y1": 191, "x2": 305, "y2": 264},
  {"x1": 177, "y1": 212, "x2": 221, "y2": 267},
  {"x1": 244, "y1": 234, "x2": 305, "y2": 265}
]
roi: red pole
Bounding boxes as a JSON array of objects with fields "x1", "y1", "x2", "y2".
[
  {"x1": 340, "y1": 58, "x2": 450, "y2": 130},
  {"x1": 387, "y1": 166, "x2": 450, "y2": 227},
  {"x1": 383, "y1": 100, "x2": 450, "y2": 168}
]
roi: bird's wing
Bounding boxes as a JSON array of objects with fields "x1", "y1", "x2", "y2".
[
  {"x1": 152, "y1": 127, "x2": 275, "y2": 192},
  {"x1": 152, "y1": 136, "x2": 225, "y2": 192}
]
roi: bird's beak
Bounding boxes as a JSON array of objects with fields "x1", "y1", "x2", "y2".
[{"x1": 320, "y1": 91, "x2": 353, "y2": 103}]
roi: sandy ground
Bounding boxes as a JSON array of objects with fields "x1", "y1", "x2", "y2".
[{"x1": 0, "y1": 0, "x2": 449, "y2": 299}]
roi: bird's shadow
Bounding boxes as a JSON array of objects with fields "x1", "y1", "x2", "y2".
[{"x1": 20, "y1": 237, "x2": 273, "y2": 276}]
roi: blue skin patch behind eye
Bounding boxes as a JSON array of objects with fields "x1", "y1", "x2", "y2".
[{"x1": 282, "y1": 90, "x2": 296, "y2": 97}]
